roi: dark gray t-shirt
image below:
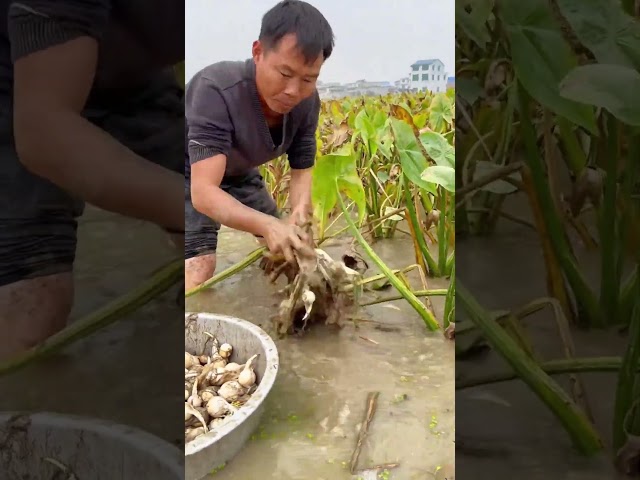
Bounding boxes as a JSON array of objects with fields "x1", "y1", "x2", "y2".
[
  {"x1": 0, "y1": 0, "x2": 184, "y2": 137},
  {"x1": 184, "y1": 58, "x2": 320, "y2": 180}
]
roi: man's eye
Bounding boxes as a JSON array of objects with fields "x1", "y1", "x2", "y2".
[{"x1": 280, "y1": 71, "x2": 292, "y2": 78}]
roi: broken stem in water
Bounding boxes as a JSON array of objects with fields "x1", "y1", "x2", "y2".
[
  {"x1": 350, "y1": 391, "x2": 380, "y2": 474},
  {"x1": 337, "y1": 192, "x2": 440, "y2": 330},
  {"x1": 457, "y1": 280, "x2": 604, "y2": 455},
  {"x1": 348, "y1": 265, "x2": 419, "y2": 291},
  {"x1": 185, "y1": 247, "x2": 266, "y2": 298},
  {"x1": 359, "y1": 289, "x2": 448, "y2": 306},
  {"x1": 0, "y1": 258, "x2": 183, "y2": 376},
  {"x1": 457, "y1": 356, "x2": 640, "y2": 390}
]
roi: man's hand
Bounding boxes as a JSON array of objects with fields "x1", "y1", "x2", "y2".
[
  {"x1": 286, "y1": 206, "x2": 311, "y2": 228},
  {"x1": 261, "y1": 217, "x2": 314, "y2": 264}
]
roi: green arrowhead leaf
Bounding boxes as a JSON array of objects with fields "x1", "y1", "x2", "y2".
[
  {"x1": 312, "y1": 151, "x2": 367, "y2": 238},
  {"x1": 420, "y1": 131, "x2": 455, "y2": 168},
  {"x1": 355, "y1": 109, "x2": 378, "y2": 157},
  {"x1": 421, "y1": 166, "x2": 456, "y2": 192},
  {"x1": 429, "y1": 94, "x2": 454, "y2": 133},
  {"x1": 559, "y1": 63, "x2": 640, "y2": 126},
  {"x1": 555, "y1": 0, "x2": 640, "y2": 70},
  {"x1": 456, "y1": 0, "x2": 494, "y2": 49},
  {"x1": 390, "y1": 118, "x2": 435, "y2": 194},
  {"x1": 498, "y1": 0, "x2": 597, "y2": 133}
]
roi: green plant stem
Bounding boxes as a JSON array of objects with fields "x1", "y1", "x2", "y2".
[
  {"x1": 620, "y1": 269, "x2": 638, "y2": 324},
  {"x1": 457, "y1": 280, "x2": 604, "y2": 455},
  {"x1": 456, "y1": 294, "x2": 591, "y2": 338},
  {"x1": 326, "y1": 205, "x2": 404, "y2": 241},
  {"x1": 494, "y1": 81, "x2": 517, "y2": 164},
  {"x1": 360, "y1": 289, "x2": 448, "y2": 306},
  {"x1": 403, "y1": 177, "x2": 439, "y2": 276},
  {"x1": 455, "y1": 162, "x2": 523, "y2": 206},
  {"x1": 185, "y1": 247, "x2": 266, "y2": 298},
  {"x1": 420, "y1": 189, "x2": 433, "y2": 212},
  {"x1": 345, "y1": 266, "x2": 417, "y2": 292},
  {"x1": 600, "y1": 115, "x2": 620, "y2": 323},
  {"x1": 445, "y1": 251, "x2": 455, "y2": 276},
  {"x1": 0, "y1": 258, "x2": 183, "y2": 376},
  {"x1": 368, "y1": 170, "x2": 383, "y2": 238},
  {"x1": 323, "y1": 200, "x2": 355, "y2": 238},
  {"x1": 456, "y1": 356, "x2": 640, "y2": 390},
  {"x1": 517, "y1": 85, "x2": 602, "y2": 326},
  {"x1": 437, "y1": 188, "x2": 448, "y2": 274},
  {"x1": 617, "y1": 132, "x2": 640, "y2": 324},
  {"x1": 337, "y1": 190, "x2": 440, "y2": 330},
  {"x1": 557, "y1": 116, "x2": 587, "y2": 174},
  {"x1": 612, "y1": 264, "x2": 640, "y2": 451},
  {"x1": 444, "y1": 262, "x2": 455, "y2": 328}
]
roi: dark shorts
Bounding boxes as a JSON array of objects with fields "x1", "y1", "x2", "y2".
[
  {"x1": 0, "y1": 70, "x2": 184, "y2": 287},
  {"x1": 184, "y1": 170, "x2": 279, "y2": 259}
]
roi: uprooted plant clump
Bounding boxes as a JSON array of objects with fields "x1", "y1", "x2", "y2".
[{"x1": 262, "y1": 245, "x2": 366, "y2": 336}]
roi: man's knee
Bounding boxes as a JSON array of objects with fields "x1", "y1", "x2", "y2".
[
  {"x1": 0, "y1": 212, "x2": 78, "y2": 359},
  {"x1": 0, "y1": 272, "x2": 73, "y2": 360},
  {"x1": 185, "y1": 254, "x2": 216, "y2": 290}
]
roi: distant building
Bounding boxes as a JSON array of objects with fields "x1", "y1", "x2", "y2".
[
  {"x1": 409, "y1": 59, "x2": 448, "y2": 93},
  {"x1": 317, "y1": 79, "x2": 395, "y2": 100},
  {"x1": 394, "y1": 77, "x2": 411, "y2": 91}
]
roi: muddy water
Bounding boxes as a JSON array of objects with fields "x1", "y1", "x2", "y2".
[
  {"x1": 186, "y1": 228, "x2": 455, "y2": 480},
  {"x1": 456, "y1": 192, "x2": 634, "y2": 479},
  {"x1": 0, "y1": 206, "x2": 185, "y2": 445},
  {"x1": 0, "y1": 205, "x2": 454, "y2": 479}
]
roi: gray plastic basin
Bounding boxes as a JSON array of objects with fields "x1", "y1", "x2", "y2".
[
  {"x1": 0, "y1": 411, "x2": 183, "y2": 479},
  {"x1": 184, "y1": 312, "x2": 279, "y2": 480}
]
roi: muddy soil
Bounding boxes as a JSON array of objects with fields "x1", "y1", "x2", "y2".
[{"x1": 186, "y1": 226, "x2": 455, "y2": 480}]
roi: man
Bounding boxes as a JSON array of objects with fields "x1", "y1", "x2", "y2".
[
  {"x1": 0, "y1": 0, "x2": 185, "y2": 359},
  {"x1": 185, "y1": 0, "x2": 334, "y2": 290}
]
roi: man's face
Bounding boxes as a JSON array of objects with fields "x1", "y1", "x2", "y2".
[{"x1": 253, "y1": 33, "x2": 324, "y2": 115}]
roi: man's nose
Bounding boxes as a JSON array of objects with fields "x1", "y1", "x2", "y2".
[{"x1": 283, "y1": 79, "x2": 301, "y2": 97}]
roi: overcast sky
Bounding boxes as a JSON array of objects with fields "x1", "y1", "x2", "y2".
[{"x1": 185, "y1": 0, "x2": 454, "y2": 84}]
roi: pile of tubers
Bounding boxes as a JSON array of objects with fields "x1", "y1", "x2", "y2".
[{"x1": 185, "y1": 334, "x2": 259, "y2": 444}]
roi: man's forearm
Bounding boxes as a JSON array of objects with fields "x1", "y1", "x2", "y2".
[
  {"x1": 191, "y1": 182, "x2": 275, "y2": 236},
  {"x1": 15, "y1": 112, "x2": 184, "y2": 231},
  {"x1": 289, "y1": 167, "x2": 313, "y2": 214}
]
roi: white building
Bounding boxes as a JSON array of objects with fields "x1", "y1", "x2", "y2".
[
  {"x1": 409, "y1": 59, "x2": 448, "y2": 93},
  {"x1": 394, "y1": 77, "x2": 410, "y2": 91}
]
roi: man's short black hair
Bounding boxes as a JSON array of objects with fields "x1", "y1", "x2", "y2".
[{"x1": 259, "y1": 0, "x2": 335, "y2": 64}]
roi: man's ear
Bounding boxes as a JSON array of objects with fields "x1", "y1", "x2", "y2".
[{"x1": 252, "y1": 40, "x2": 262, "y2": 61}]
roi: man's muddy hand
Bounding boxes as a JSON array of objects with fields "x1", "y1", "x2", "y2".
[{"x1": 261, "y1": 217, "x2": 315, "y2": 264}]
